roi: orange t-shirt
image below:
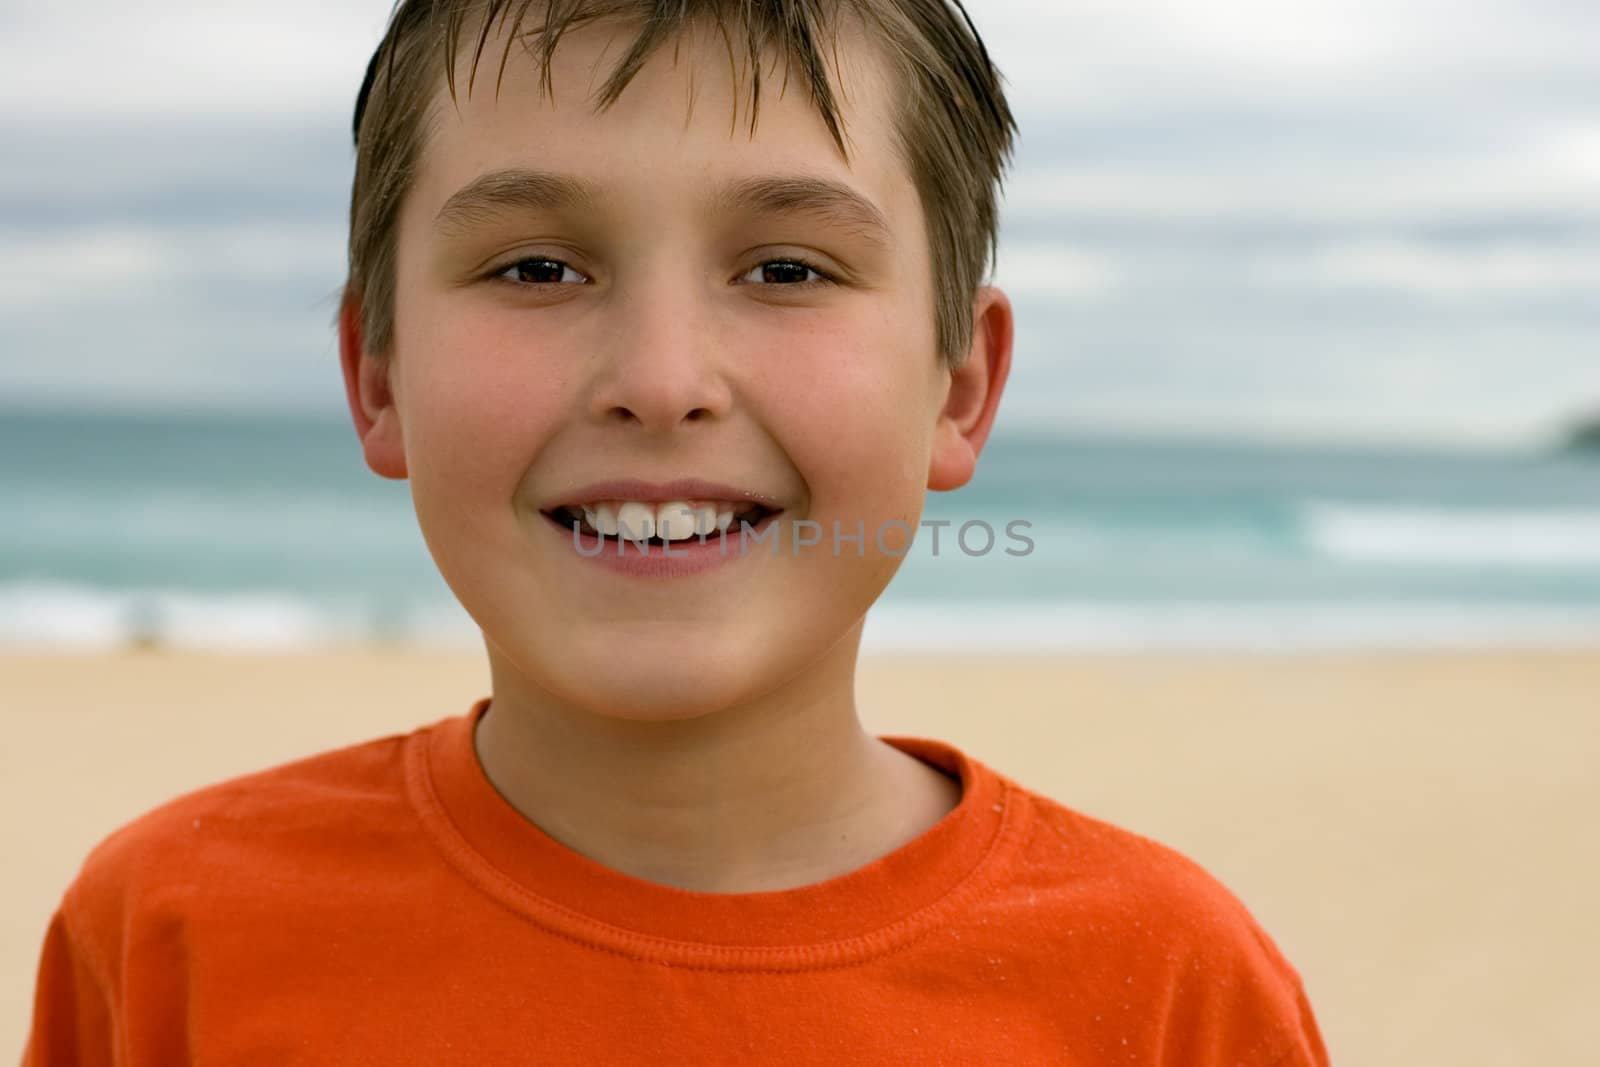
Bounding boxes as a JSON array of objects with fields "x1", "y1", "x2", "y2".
[{"x1": 23, "y1": 698, "x2": 1329, "y2": 1065}]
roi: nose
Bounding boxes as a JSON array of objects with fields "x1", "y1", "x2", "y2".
[{"x1": 585, "y1": 269, "x2": 734, "y2": 433}]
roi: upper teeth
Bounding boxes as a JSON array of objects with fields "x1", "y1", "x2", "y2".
[{"x1": 576, "y1": 500, "x2": 761, "y2": 540}]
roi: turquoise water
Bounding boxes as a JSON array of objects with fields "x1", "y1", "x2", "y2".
[{"x1": 4, "y1": 409, "x2": 1599, "y2": 651}]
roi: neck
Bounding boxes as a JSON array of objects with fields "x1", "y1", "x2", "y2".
[{"x1": 473, "y1": 625, "x2": 961, "y2": 893}]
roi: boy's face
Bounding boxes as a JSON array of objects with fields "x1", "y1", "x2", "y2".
[{"x1": 345, "y1": 17, "x2": 1009, "y2": 720}]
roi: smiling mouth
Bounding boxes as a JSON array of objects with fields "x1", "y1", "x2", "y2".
[{"x1": 541, "y1": 503, "x2": 782, "y2": 546}]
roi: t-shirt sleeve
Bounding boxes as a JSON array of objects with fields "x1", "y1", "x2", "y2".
[
  {"x1": 1265, "y1": 972, "x2": 1330, "y2": 1066},
  {"x1": 1224, "y1": 917, "x2": 1331, "y2": 1067},
  {"x1": 19, "y1": 906, "x2": 116, "y2": 1067}
]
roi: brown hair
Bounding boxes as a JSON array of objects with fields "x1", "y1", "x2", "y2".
[{"x1": 341, "y1": 0, "x2": 1016, "y2": 370}]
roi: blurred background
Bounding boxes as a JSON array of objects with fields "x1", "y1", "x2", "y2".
[
  {"x1": 2, "y1": 0, "x2": 1598, "y2": 652},
  {"x1": 3, "y1": 2, "x2": 1598, "y2": 1064}
]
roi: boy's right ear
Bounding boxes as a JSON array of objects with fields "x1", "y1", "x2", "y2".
[{"x1": 337, "y1": 295, "x2": 408, "y2": 480}]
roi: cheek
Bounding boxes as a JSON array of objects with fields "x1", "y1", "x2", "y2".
[
  {"x1": 760, "y1": 307, "x2": 936, "y2": 519},
  {"x1": 397, "y1": 315, "x2": 570, "y2": 511}
]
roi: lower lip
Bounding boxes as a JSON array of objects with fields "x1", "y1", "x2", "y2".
[{"x1": 542, "y1": 511, "x2": 784, "y2": 578}]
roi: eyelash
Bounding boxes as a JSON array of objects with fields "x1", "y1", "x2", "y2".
[{"x1": 483, "y1": 255, "x2": 839, "y2": 290}]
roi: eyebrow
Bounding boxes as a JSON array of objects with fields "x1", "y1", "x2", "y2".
[{"x1": 432, "y1": 167, "x2": 893, "y2": 248}]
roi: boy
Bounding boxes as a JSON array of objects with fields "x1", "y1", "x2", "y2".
[{"x1": 23, "y1": 1, "x2": 1329, "y2": 1063}]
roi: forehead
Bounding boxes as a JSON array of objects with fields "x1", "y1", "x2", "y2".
[{"x1": 405, "y1": 12, "x2": 915, "y2": 242}]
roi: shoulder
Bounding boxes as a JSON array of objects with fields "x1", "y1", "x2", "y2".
[
  {"x1": 1001, "y1": 785, "x2": 1327, "y2": 1064},
  {"x1": 1016, "y1": 788, "x2": 1295, "y2": 958},
  {"x1": 59, "y1": 723, "x2": 429, "y2": 958}
]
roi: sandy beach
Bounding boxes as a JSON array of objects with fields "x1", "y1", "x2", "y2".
[{"x1": 4, "y1": 645, "x2": 1597, "y2": 1063}]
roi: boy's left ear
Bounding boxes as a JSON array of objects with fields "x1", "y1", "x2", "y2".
[{"x1": 927, "y1": 286, "x2": 1014, "y2": 491}]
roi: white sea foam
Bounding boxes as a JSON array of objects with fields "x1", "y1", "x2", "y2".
[
  {"x1": 4, "y1": 581, "x2": 1599, "y2": 654},
  {"x1": 0, "y1": 581, "x2": 399, "y2": 651},
  {"x1": 860, "y1": 599, "x2": 1600, "y2": 654},
  {"x1": 1299, "y1": 501, "x2": 1600, "y2": 567}
]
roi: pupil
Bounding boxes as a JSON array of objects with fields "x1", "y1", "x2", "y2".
[
  {"x1": 763, "y1": 262, "x2": 808, "y2": 284},
  {"x1": 518, "y1": 260, "x2": 564, "y2": 284}
]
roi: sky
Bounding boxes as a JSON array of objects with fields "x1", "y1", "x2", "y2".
[{"x1": 1, "y1": 0, "x2": 1596, "y2": 450}]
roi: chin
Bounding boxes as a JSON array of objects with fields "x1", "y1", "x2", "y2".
[
  {"x1": 533, "y1": 626, "x2": 780, "y2": 722},
  {"x1": 485, "y1": 599, "x2": 851, "y2": 722},
  {"x1": 557, "y1": 657, "x2": 760, "y2": 723}
]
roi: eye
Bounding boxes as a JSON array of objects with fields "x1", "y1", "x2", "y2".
[
  {"x1": 738, "y1": 257, "x2": 837, "y2": 287},
  {"x1": 487, "y1": 257, "x2": 589, "y2": 286}
]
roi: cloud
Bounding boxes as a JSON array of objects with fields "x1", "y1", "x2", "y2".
[
  {"x1": 975, "y1": 0, "x2": 1599, "y2": 117},
  {"x1": 2, "y1": 1, "x2": 386, "y2": 119},
  {"x1": 0, "y1": 0, "x2": 1596, "y2": 449},
  {"x1": 0, "y1": 221, "x2": 343, "y2": 303},
  {"x1": 1002, "y1": 121, "x2": 1600, "y2": 226},
  {"x1": 0, "y1": 117, "x2": 351, "y2": 229},
  {"x1": 1251, "y1": 239, "x2": 1600, "y2": 297},
  {"x1": 9, "y1": 1, "x2": 1595, "y2": 126},
  {"x1": 991, "y1": 244, "x2": 1120, "y2": 300}
]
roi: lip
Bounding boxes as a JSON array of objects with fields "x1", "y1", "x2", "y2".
[
  {"x1": 541, "y1": 506, "x2": 785, "y2": 578},
  {"x1": 542, "y1": 478, "x2": 784, "y2": 511}
]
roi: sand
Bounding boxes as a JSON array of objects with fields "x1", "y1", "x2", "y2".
[{"x1": 4, "y1": 646, "x2": 1598, "y2": 1064}]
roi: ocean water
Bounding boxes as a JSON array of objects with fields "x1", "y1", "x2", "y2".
[{"x1": 4, "y1": 409, "x2": 1599, "y2": 652}]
